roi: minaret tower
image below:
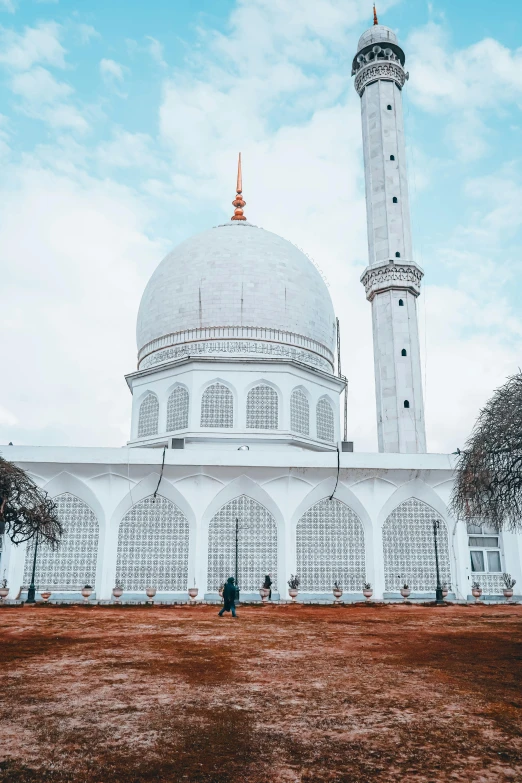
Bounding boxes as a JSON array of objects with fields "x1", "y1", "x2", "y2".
[{"x1": 353, "y1": 7, "x2": 426, "y2": 453}]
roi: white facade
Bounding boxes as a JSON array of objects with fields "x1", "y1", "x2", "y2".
[
  {"x1": 2, "y1": 18, "x2": 521, "y2": 605},
  {"x1": 3, "y1": 446, "x2": 520, "y2": 602},
  {"x1": 354, "y1": 24, "x2": 426, "y2": 454}
]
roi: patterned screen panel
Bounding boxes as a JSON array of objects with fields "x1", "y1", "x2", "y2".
[
  {"x1": 200, "y1": 382, "x2": 234, "y2": 428},
  {"x1": 474, "y1": 573, "x2": 505, "y2": 595},
  {"x1": 138, "y1": 393, "x2": 159, "y2": 438},
  {"x1": 382, "y1": 498, "x2": 451, "y2": 592},
  {"x1": 166, "y1": 386, "x2": 189, "y2": 431},
  {"x1": 290, "y1": 388, "x2": 309, "y2": 436},
  {"x1": 207, "y1": 495, "x2": 277, "y2": 592},
  {"x1": 115, "y1": 495, "x2": 189, "y2": 591},
  {"x1": 246, "y1": 385, "x2": 278, "y2": 430},
  {"x1": 316, "y1": 397, "x2": 335, "y2": 442},
  {"x1": 296, "y1": 498, "x2": 365, "y2": 591},
  {"x1": 23, "y1": 493, "x2": 99, "y2": 591}
]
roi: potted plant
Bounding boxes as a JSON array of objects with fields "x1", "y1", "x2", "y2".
[
  {"x1": 399, "y1": 577, "x2": 411, "y2": 601},
  {"x1": 112, "y1": 581, "x2": 124, "y2": 602},
  {"x1": 362, "y1": 581, "x2": 373, "y2": 601},
  {"x1": 471, "y1": 580, "x2": 482, "y2": 602},
  {"x1": 332, "y1": 580, "x2": 343, "y2": 603},
  {"x1": 502, "y1": 573, "x2": 516, "y2": 602},
  {"x1": 259, "y1": 586, "x2": 270, "y2": 602},
  {"x1": 40, "y1": 589, "x2": 52, "y2": 602},
  {"x1": 442, "y1": 583, "x2": 450, "y2": 600},
  {"x1": 188, "y1": 585, "x2": 199, "y2": 603},
  {"x1": 145, "y1": 587, "x2": 157, "y2": 604},
  {"x1": 0, "y1": 578, "x2": 9, "y2": 602},
  {"x1": 287, "y1": 574, "x2": 300, "y2": 602},
  {"x1": 81, "y1": 584, "x2": 93, "y2": 603}
]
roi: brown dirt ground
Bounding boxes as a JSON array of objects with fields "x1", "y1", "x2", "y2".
[{"x1": 1, "y1": 603, "x2": 522, "y2": 783}]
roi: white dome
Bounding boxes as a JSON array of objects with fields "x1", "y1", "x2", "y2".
[
  {"x1": 137, "y1": 222, "x2": 336, "y2": 373},
  {"x1": 357, "y1": 25, "x2": 398, "y2": 51}
]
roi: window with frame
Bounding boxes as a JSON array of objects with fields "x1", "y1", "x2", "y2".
[{"x1": 467, "y1": 522, "x2": 502, "y2": 574}]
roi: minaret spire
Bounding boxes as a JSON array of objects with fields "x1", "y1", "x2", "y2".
[
  {"x1": 373, "y1": 4, "x2": 378, "y2": 25},
  {"x1": 231, "y1": 152, "x2": 247, "y2": 221}
]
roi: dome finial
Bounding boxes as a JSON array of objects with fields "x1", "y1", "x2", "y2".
[
  {"x1": 373, "y1": 3, "x2": 378, "y2": 24},
  {"x1": 231, "y1": 152, "x2": 247, "y2": 221}
]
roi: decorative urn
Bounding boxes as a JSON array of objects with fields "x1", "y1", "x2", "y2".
[
  {"x1": 288, "y1": 588, "x2": 299, "y2": 602},
  {"x1": 259, "y1": 587, "x2": 269, "y2": 603},
  {"x1": 0, "y1": 587, "x2": 9, "y2": 602},
  {"x1": 363, "y1": 589, "x2": 373, "y2": 601},
  {"x1": 442, "y1": 587, "x2": 449, "y2": 599},
  {"x1": 503, "y1": 589, "x2": 514, "y2": 602},
  {"x1": 188, "y1": 587, "x2": 199, "y2": 603},
  {"x1": 81, "y1": 587, "x2": 93, "y2": 603},
  {"x1": 400, "y1": 587, "x2": 411, "y2": 601},
  {"x1": 40, "y1": 590, "x2": 52, "y2": 603},
  {"x1": 471, "y1": 587, "x2": 482, "y2": 602},
  {"x1": 112, "y1": 586, "x2": 124, "y2": 602},
  {"x1": 145, "y1": 587, "x2": 157, "y2": 604},
  {"x1": 333, "y1": 588, "x2": 343, "y2": 604}
]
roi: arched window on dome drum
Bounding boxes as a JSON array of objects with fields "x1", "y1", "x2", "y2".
[
  {"x1": 290, "y1": 388, "x2": 309, "y2": 436},
  {"x1": 207, "y1": 496, "x2": 278, "y2": 592},
  {"x1": 201, "y1": 382, "x2": 234, "y2": 428},
  {"x1": 138, "y1": 393, "x2": 159, "y2": 438},
  {"x1": 296, "y1": 499, "x2": 365, "y2": 592},
  {"x1": 115, "y1": 495, "x2": 189, "y2": 591},
  {"x1": 382, "y1": 499, "x2": 451, "y2": 592},
  {"x1": 316, "y1": 398, "x2": 335, "y2": 442},
  {"x1": 246, "y1": 384, "x2": 278, "y2": 430},
  {"x1": 23, "y1": 493, "x2": 99, "y2": 591},
  {"x1": 166, "y1": 386, "x2": 189, "y2": 432}
]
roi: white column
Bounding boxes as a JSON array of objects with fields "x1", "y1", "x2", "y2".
[{"x1": 354, "y1": 29, "x2": 426, "y2": 454}]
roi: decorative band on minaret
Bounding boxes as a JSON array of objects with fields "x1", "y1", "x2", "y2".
[{"x1": 353, "y1": 15, "x2": 427, "y2": 454}]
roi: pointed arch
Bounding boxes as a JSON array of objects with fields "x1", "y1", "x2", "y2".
[
  {"x1": 382, "y1": 498, "x2": 451, "y2": 592},
  {"x1": 23, "y1": 493, "x2": 99, "y2": 591},
  {"x1": 316, "y1": 396, "x2": 335, "y2": 442},
  {"x1": 296, "y1": 498, "x2": 365, "y2": 592},
  {"x1": 115, "y1": 494, "x2": 189, "y2": 591},
  {"x1": 246, "y1": 383, "x2": 278, "y2": 429},
  {"x1": 201, "y1": 382, "x2": 234, "y2": 428},
  {"x1": 290, "y1": 387, "x2": 309, "y2": 436},
  {"x1": 138, "y1": 392, "x2": 159, "y2": 437},
  {"x1": 207, "y1": 495, "x2": 278, "y2": 592},
  {"x1": 166, "y1": 384, "x2": 189, "y2": 431}
]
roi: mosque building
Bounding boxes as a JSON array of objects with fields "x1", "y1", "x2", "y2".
[{"x1": 2, "y1": 12, "x2": 520, "y2": 602}]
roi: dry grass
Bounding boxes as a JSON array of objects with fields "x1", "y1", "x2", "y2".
[{"x1": 1, "y1": 603, "x2": 522, "y2": 782}]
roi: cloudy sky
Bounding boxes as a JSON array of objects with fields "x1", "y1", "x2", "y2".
[{"x1": 0, "y1": 0, "x2": 521, "y2": 453}]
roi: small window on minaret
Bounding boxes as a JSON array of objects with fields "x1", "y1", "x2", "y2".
[
  {"x1": 393, "y1": 197, "x2": 398, "y2": 203},
  {"x1": 404, "y1": 400, "x2": 410, "y2": 409},
  {"x1": 395, "y1": 252, "x2": 401, "y2": 258},
  {"x1": 398, "y1": 299, "x2": 404, "y2": 306},
  {"x1": 390, "y1": 155, "x2": 395, "y2": 160},
  {"x1": 387, "y1": 104, "x2": 392, "y2": 110},
  {"x1": 401, "y1": 349, "x2": 407, "y2": 356}
]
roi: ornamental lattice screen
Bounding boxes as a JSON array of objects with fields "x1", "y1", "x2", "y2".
[
  {"x1": 201, "y1": 382, "x2": 234, "y2": 428},
  {"x1": 316, "y1": 397, "x2": 335, "y2": 442},
  {"x1": 290, "y1": 388, "x2": 309, "y2": 436},
  {"x1": 382, "y1": 498, "x2": 451, "y2": 592},
  {"x1": 23, "y1": 493, "x2": 99, "y2": 591},
  {"x1": 138, "y1": 393, "x2": 159, "y2": 437},
  {"x1": 296, "y1": 498, "x2": 366, "y2": 592},
  {"x1": 166, "y1": 386, "x2": 189, "y2": 431},
  {"x1": 115, "y1": 495, "x2": 189, "y2": 591},
  {"x1": 207, "y1": 495, "x2": 277, "y2": 592},
  {"x1": 246, "y1": 385, "x2": 278, "y2": 429}
]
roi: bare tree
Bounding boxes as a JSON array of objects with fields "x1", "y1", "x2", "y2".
[
  {"x1": 0, "y1": 457, "x2": 62, "y2": 547},
  {"x1": 451, "y1": 372, "x2": 522, "y2": 532}
]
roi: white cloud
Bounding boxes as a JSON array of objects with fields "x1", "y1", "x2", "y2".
[
  {"x1": 0, "y1": 21, "x2": 66, "y2": 70},
  {"x1": 75, "y1": 23, "x2": 100, "y2": 45},
  {"x1": 95, "y1": 129, "x2": 158, "y2": 169},
  {"x1": 0, "y1": 0, "x2": 15, "y2": 13},
  {"x1": 11, "y1": 66, "x2": 72, "y2": 103},
  {"x1": 146, "y1": 36, "x2": 166, "y2": 68},
  {"x1": 100, "y1": 57, "x2": 125, "y2": 83}
]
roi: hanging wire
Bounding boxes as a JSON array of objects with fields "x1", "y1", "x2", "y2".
[
  {"x1": 328, "y1": 445, "x2": 341, "y2": 501},
  {"x1": 153, "y1": 445, "x2": 167, "y2": 501}
]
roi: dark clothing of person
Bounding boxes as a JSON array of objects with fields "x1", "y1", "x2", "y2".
[
  {"x1": 263, "y1": 575, "x2": 272, "y2": 600},
  {"x1": 219, "y1": 578, "x2": 237, "y2": 617}
]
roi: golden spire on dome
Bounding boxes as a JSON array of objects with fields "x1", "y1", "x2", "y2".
[
  {"x1": 231, "y1": 152, "x2": 247, "y2": 221},
  {"x1": 373, "y1": 3, "x2": 378, "y2": 25}
]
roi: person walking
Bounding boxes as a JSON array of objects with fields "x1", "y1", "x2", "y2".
[
  {"x1": 218, "y1": 576, "x2": 238, "y2": 618},
  {"x1": 263, "y1": 573, "x2": 272, "y2": 601}
]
